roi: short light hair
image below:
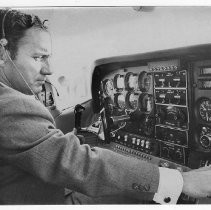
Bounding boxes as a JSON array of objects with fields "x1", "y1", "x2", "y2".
[{"x1": 0, "y1": 9, "x2": 48, "y2": 59}]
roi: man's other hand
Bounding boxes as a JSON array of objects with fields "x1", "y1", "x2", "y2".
[
  {"x1": 71, "y1": 128, "x2": 85, "y2": 144},
  {"x1": 182, "y1": 166, "x2": 211, "y2": 198}
]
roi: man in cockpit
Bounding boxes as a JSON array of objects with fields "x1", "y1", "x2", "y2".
[{"x1": 0, "y1": 8, "x2": 211, "y2": 205}]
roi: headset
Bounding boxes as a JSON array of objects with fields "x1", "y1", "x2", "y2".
[{"x1": 0, "y1": 9, "x2": 40, "y2": 100}]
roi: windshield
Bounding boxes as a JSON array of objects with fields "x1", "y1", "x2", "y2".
[{"x1": 21, "y1": 6, "x2": 211, "y2": 110}]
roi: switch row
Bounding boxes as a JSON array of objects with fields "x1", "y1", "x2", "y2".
[
  {"x1": 115, "y1": 144, "x2": 152, "y2": 160},
  {"x1": 122, "y1": 135, "x2": 151, "y2": 149},
  {"x1": 150, "y1": 65, "x2": 178, "y2": 72}
]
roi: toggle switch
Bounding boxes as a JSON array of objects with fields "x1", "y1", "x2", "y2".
[{"x1": 132, "y1": 137, "x2": 136, "y2": 144}]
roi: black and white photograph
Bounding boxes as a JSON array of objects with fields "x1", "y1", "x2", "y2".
[{"x1": 1, "y1": 2, "x2": 211, "y2": 205}]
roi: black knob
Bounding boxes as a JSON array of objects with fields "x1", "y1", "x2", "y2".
[
  {"x1": 175, "y1": 150, "x2": 183, "y2": 160},
  {"x1": 200, "y1": 135, "x2": 211, "y2": 148},
  {"x1": 164, "y1": 197, "x2": 171, "y2": 203}
]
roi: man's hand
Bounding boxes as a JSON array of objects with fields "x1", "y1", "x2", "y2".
[
  {"x1": 182, "y1": 166, "x2": 211, "y2": 198},
  {"x1": 72, "y1": 128, "x2": 77, "y2": 135},
  {"x1": 71, "y1": 128, "x2": 85, "y2": 144}
]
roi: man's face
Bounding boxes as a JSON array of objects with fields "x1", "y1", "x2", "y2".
[{"x1": 5, "y1": 27, "x2": 52, "y2": 95}]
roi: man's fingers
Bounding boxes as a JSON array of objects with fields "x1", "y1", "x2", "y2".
[
  {"x1": 77, "y1": 135, "x2": 85, "y2": 145},
  {"x1": 72, "y1": 128, "x2": 77, "y2": 135}
]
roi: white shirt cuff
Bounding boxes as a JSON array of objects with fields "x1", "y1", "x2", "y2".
[{"x1": 153, "y1": 167, "x2": 183, "y2": 204}]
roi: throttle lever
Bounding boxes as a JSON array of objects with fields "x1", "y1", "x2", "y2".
[{"x1": 74, "y1": 104, "x2": 85, "y2": 131}]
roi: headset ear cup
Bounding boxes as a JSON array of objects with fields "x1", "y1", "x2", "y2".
[{"x1": 0, "y1": 38, "x2": 8, "y2": 47}]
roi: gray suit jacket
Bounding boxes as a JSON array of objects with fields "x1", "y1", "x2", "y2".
[{"x1": 0, "y1": 82, "x2": 159, "y2": 204}]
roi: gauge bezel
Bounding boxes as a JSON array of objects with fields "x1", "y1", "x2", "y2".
[
  {"x1": 114, "y1": 74, "x2": 125, "y2": 90},
  {"x1": 139, "y1": 93, "x2": 153, "y2": 113},
  {"x1": 196, "y1": 97, "x2": 211, "y2": 123},
  {"x1": 103, "y1": 79, "x2": 114, "y2": 97},
  {"x1": 114, "y1": 93, "x2": 126, "y2": 110},
  {"x1": 138, "y1": 71, "x2": 152, "y2": 92},
  {"x1": 194, "y1": 124, "x2": 211, "y2": 152},
  {"x1": 125, "y1": 92, "x2": 139, "y2": 110},
  {"x1": 124, "y1": 72, "x2": 138, "y2": 90}
]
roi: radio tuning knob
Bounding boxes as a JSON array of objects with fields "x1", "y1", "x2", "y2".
[{"x1": 110, "y1": 132, "x2": 115, "y2": 137}]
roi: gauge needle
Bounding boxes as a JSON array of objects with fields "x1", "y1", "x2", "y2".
[{"x1": 201, "y1": 105, "x2": 206, "y2": 110}]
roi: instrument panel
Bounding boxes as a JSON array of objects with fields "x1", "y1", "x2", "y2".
[
  {"x1": 100, "y1": 61, "x2": 190, "y2": 164},
  {"x1": 91, "y1": 44, "x2": 211, "y2": 204}
]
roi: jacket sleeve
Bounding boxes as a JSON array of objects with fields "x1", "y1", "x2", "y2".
[{"x1": 0, "y1": 94, "x2": 159, "y2": 200}]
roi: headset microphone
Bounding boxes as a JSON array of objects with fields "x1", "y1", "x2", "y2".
[{"x1": 45, "y1": 80, "x2": 60, "y2": 96}]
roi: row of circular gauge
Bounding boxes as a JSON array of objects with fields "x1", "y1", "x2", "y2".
[
  {"x1": 107, "y1": 94, "x2": 211, "y2": 122},
  {"x1": 107, "y1": 92, "x2": 153, "y2": 113},
  {"x1": 102, "y1": 71, "x2": 152, "y2": 97}
]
